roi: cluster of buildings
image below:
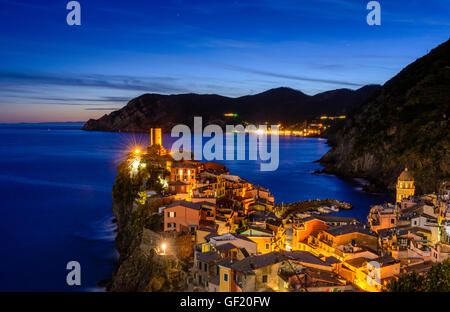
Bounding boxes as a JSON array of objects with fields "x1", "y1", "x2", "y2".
[{"x1": 144, "y1": 129, "x2": 450, "y2": 292}]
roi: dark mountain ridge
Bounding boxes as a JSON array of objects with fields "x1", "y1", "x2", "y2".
[
  {"x1": 320, "y1": 39, "x2": 450, "y2": 194},
  {"x1": 82, "y1": 85, "x2": 380, "y2": 132}
]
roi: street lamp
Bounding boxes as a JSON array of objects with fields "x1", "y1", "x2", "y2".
[{"x1": 161, "y1": 243, "x2": 167, "y2": 255}]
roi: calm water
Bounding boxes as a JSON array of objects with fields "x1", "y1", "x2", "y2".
[{"x1": 0, "y1": 123, "x2": 393, "y2": 291}]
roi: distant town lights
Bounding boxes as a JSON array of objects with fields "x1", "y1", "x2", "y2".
[
  {"x1": 224, "y1": 113, "x2": 238, "y2": 117},
  {"x1": 256, "y1": 129, "x2": 265, "y2": 135}
]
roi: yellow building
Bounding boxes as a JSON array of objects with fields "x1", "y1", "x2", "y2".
[
  {"x1": 396, "y1": 168, "x2": 415, "y2": 203},
  {"x1": 218, "y1": 261, "x2": 233, "y2": 292}
]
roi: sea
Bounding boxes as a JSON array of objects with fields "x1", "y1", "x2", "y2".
[{"x1": 0, "y1": 122, "x2": 393, "y2": 291}]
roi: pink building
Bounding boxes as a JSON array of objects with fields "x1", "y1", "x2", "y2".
[{"x1": 164, "y1": 200, "x2": 216, "y2": 233}]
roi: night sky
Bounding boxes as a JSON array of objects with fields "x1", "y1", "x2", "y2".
[{"x1": 0, "y1": 0, "x2": 449, "y2": 122}]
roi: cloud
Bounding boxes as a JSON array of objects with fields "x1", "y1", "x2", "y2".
[
  {"x1": 27, "y1": 96, "x2": 131, "y2": 103},
  {"x1": 223, "y1": 64, "x2": 364, "y2": 87},
  {"x1": 84, "y1": 108, "x2": 119, "y2": 111},
  {"x1": 0, "y1": 71, "x2": 188, "y2": 94}
]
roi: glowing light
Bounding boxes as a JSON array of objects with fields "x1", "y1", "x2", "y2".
[
  {"x1": 132, "y1": 160, "x2": 140, "y2": 171},
  {"x1": 161, "y1": 243, "x2": 167, "y2": 255},
  {"x1": 134, "y1": 148, "x2": 141, "y2": 154},
  {"x1": 256, "y1": 129, "x2": 264, "y2": 135},
  {"x1": 140, "y1": 163, "x2": 146, "y2": 168}
]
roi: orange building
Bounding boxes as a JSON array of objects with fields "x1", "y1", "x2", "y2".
[
  {"x1": 368, "y1": 204, "x2": 397, "y2": 233},
  {"x1": 170, "y1": 162, "x2": 200, "y2": 185},
  {"x1": 164, "y1": 200, "x2": 216, "y2": 233},
  {"x1": 293, "y1": 218, "x2": 330, "y2": 250}
]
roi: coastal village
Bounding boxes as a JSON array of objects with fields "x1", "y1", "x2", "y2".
[{"x1": 123, "y1": 128, "x2": 450, "y2": 292}]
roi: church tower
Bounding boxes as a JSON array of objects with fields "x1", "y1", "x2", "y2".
[{"x1": 396, "y1": 168, "x2": 415, "y2": 203}]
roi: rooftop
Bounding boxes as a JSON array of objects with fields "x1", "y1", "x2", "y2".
[
  {"x1": 197, "y1": 251, "x2": 221, "y2": 263},
  {"x1": 324, "y1": 224, "x2": 376, "y2": 237},
  {"x1": 232, "y1": 252, "x2": 285, "y2": 274},
  {"x1": 303, "y1": 215, "x2": 359, "y2": 224},
  {"x1": 398, "y1": 168, "x2": 414, "y2": 181},
  {"x1": 279, "y1": 250, "x2": 330, "y2": 266},
  {"x1": 166, "y1": 200, "x2": 201, "y2": 210},
  {"x1": 215, "y1": 243, "x2": 238, "y2": 252},
  {"x1": 171, "y1": 162, "x2": 200, "y2": 169}
]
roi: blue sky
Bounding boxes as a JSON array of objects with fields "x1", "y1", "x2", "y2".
[{"x1": 0, "y1": 0, "x2": 448, "y2": 122}]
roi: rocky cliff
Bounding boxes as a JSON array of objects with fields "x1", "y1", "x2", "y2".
[
  {"x1": 320, "y1": 39, "x2": 450, "y2": 194},
  {"x1": 82, "y1": 86, "x2": 380, "y2": 132},
  {"x1": 107, "y1": 147, "x2": 189, "y2": 292}
]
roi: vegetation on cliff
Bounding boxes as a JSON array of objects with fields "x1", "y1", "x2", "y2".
[
  {"x1": 112, "y1": 145, "x2": 170, "y2": 208},
  {"x1": 111, "y1": 146, "x2": 170, "y2": 256},
  {"x1": 320, "y1": 39, "x2": 450, "y2": 194}
]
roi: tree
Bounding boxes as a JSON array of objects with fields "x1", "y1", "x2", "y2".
[
  {"x1": 384, "y1": 271, "x2": 424, "y2": 292},
  {"x1": 384, "y1": 259, "x2": 450, "y2": 292},
  {"x1": 424, "y1": 259, "x2": 450, "y2": 292}
]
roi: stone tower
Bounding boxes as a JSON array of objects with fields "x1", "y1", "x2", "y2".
[
  {"x1": 396, "y1": 168, "x2": 415, "y2": 203},
  {"x1": 150, "y1": 128, "x2": 162, "y2": 146}
]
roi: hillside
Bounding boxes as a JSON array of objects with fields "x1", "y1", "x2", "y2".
[
  {"x1": 82, "y1": 85, "x2": 380, "y2": 132},
  {"x1": 320, "y1": 39, "x2": 450, "y2": 194}
]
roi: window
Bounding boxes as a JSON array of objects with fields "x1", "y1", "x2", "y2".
[
  {"x1": 265, "y1": 243, "x2": 270, "y2": 250},
  {"x1": 262, "y1": 275, "x2": 268, "y2": 283},
  {"x1": 391, "y1": 218, "x2": 395, "y2": 224},
  {"x1": 223, "y1": 273, "x2": 228, "y2": 282},
  {"x1": 204, "y1": 263, "x2": 207, "y2": 272},
  {"x1": 168, "y1": 211, "x2": 176, "y2": 218}
]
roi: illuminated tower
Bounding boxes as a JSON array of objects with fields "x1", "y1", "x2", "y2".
[
  {"x1": 396, "y1": 168, "x2": 415, "y2": 203},
  {"x1": 150, "y1": 128, "x2": 162, "y2": 146}
]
